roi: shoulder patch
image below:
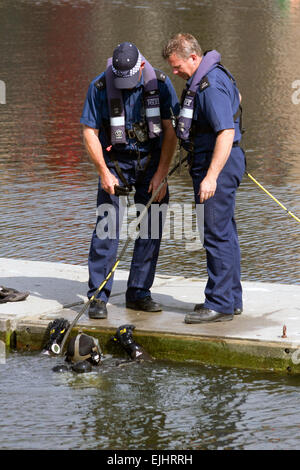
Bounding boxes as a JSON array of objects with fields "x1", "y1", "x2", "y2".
[
  {"x1": 199, "y1": 76, "x2": 210, "y2": 92},
  {"x1": 95, "y1": 75, "x2": 106, "y2": 90},
  {"x1": 154, "y1": 69, "x2": 166, "y2": 82}
]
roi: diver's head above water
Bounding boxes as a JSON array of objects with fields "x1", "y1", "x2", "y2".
[{"x1": 65, "y1": 332, "x2": 102, "y2": 366}]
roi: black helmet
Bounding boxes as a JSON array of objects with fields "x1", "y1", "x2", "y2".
[{"x1": 66, "y1": 333, "x2": 102, "y2": 366}]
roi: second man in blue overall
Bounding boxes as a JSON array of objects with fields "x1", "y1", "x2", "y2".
[
  {"x1": 163, "y1": 33, "x2": 245, "y2": 323},
  {"x1": 80, "y1": 42, "x2": 179, "y2": 319}
]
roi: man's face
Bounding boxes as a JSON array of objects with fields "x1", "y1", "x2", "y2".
[{"x1": 167, "y1": 53, "x2": 198, "y2": 80}]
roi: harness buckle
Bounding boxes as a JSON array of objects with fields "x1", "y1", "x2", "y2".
[{"x1": 132, "y1": 123, "x2": 148, "y2": 143}]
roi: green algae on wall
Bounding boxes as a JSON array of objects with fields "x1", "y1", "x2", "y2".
[{"x1": 11, "y1": 321, "x2": 300, "y2": 375}]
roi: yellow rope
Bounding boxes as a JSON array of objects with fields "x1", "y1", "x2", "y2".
[{"x1": 246, "y1": 172, "x2": 300, "y2": 224}]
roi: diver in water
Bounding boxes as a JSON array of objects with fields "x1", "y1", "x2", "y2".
[
  {"x1": 53, "y1": 332, "x2": 103, "y2": 373},
  {"x1": 45, "y1": 319, "x2": 151, "y2": 373}
]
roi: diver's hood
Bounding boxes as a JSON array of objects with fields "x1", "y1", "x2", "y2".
[{"x1": 66, "y1": 333, "x2": 102, "y2": 365}]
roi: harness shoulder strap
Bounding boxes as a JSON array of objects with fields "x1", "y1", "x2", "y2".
[
  {"x1": 74, "y1": 333, "x2": 81, "y2": 360},
  {"x1": 216, "y1": 63, "x2": 236, "y2": 83},
  {"x1": 74, "y1": 333, "x2": 93, "y2": 362},
  {"x1": 198, "y1": 66, "x2": 243, "y2": 132},
  {"x1": 190, "y1": 67, "x2": 244, "y2": 141},
  {"x1": 216, "y1": 64, "x2": 245, "y2": 134}
]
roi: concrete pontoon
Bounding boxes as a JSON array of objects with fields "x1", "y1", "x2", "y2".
[{"x1": 1, "y1": 258, "x2": 300, "y2": 374}]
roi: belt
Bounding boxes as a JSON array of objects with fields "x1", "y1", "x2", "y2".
[
  {"x1": 107, "y1": 150, "x2": 153, "y2": 191},
  {"x1": 112, "y1": 149, "x2": 149, "y2": 158}
]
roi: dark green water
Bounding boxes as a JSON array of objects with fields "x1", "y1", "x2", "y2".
[
  {"x1": 1, "y1": 352, "x2": 300, "y2": 450},
  {"x1": 0, "y1": 0, "x2": 300, "y2": 450}
]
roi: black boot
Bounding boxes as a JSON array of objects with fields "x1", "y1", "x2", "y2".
[
  {"x1": 194, "y1": 303, "x2": 242, "y2": 315},
  {"x1": 185, "y1": 306, "x2": 233, "y2": 324},
  {"x1": 126, "y1": 296, "x2": 162, "y2": 312},
  {"x1": 88, "y1": 299, "x2": 107, "y2": 319}
]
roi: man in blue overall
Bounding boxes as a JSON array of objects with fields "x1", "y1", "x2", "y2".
[
  {"x1": 163, "y1": 33, "x2": 245, "y2": 323},
  {"x1": 80, "y1": 42, "x2": 179, "y2": 319}
]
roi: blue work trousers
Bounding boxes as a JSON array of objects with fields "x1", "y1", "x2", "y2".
[
  {"x1": 191, "y1": 147, "x2": 245, "y2": 314},
  {"x1": 87, "y1": 154, "x2": 169, "y2": 302}
]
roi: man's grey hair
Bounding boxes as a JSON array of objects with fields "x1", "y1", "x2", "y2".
[{"x1": 162, "y1": 33, "x2": 203, "y2": 60}]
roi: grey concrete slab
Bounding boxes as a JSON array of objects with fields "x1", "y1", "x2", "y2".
[
  {"x1": 107, "y1": 281, "x2": 300, "y2": 345},
  {"x1": 0, "y1": 258, "x2": 88, "y2": 319},
  {"x1": 0, "y1": 258, "x2": 172, "y2": 320}
]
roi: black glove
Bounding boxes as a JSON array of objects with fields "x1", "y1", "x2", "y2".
[
  {"x1": 113, "y1": 324, "x2": 147, "y2": 360},
  {"x1": 43, "y1": 318, "x2": 70, "y2": 354}
]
